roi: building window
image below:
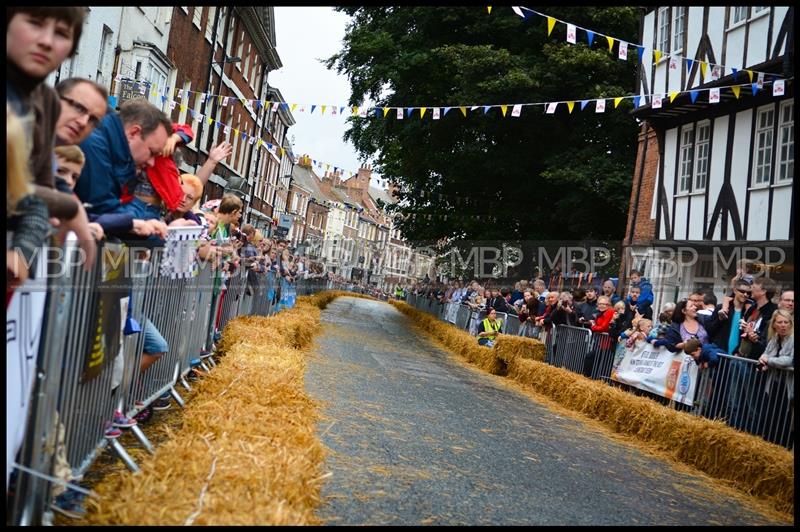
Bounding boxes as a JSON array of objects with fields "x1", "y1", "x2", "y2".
[
  {"x1": 205, "y1": 7, "x2": 216, "y2": 42},
  {"x1": 97, "y1": 25, "x2": 113, "y2": 86},
  {"x1": 777, "y1": 100, "x2": 794, "y2": 183},
  {"x1": 672, "y1": 7, "x2": 685, "y2": 53},
  {"x1": 694, "y1": 122, "x2": 710, "y2": 192},
  {"x1": 679, "y1": 125, "x2": 694, "y2": 193},
  {"x1": 657, "y1": 7, "x2": 670, "y2": 53},
  {"x1": 732, "y1": 7, "x2": 748, "y2": 25},
  {"x1": 192, "y1": 6, "x2": 202, "y2": 29},
  {"x1": 752, "y1": 7, "x2": 768, "y2": 15},
  {"x1": 753, "y1": 107, "x2": 775, "y2": 186},
  {"x1": 236, "y1": 32, "x2": 245, "y2": 70}
]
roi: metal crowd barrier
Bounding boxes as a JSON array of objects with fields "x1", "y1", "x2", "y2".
[{"x1": 9, "y1": 235, "x2": 332, "y2": 525}]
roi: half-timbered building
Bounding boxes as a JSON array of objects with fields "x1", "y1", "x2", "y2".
[{"x1": 623, "y1": 6, "x2": 794, "y2": 311}]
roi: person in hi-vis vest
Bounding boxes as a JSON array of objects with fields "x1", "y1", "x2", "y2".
[{"x1": 477, "y1": 307, "x2": 503, "y2": 347}]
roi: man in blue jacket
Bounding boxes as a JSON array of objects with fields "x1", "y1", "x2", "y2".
[{"x1": 75, "y1": 98, "x2": 170, "y2": 217}]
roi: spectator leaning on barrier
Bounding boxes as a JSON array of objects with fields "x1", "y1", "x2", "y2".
[
  {"x1": 6, "y1": 6, "x2": 97, "y2": 267},
  {"x1": 739, "y1": 277, "x2": 778, "y2": 360},
  {"x1": 54, "y1": 77, "x2": 108, "y2": 147},
  {"x1": 756, "y1": 309, "x2": 794, "y2": 443},
  {"x1": 75, "y1": 98, "x2": 170, "y2": 218},
  {"x1": 602, "y1": 279, "x2": 620, "y2": 305},
  {"x1": 653, "y1": 299, "x2": 712, "y2": 353}
]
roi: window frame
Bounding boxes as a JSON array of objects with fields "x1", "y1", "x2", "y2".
[
  {"x1": 693, "y1": 121, "x2": 711, "y2": 192},
  {"x1": 776, "y1": 100, "x2": 794, "y2": 184},
  {"x1": 678, "y1": 125, "x2": 695, "y2": 194},
  {"x1": 672, "y1": 6, "x2": 685, "y2": 54},
  {"x1": 731, "y1": 6, "x2": 748, "y2": 26},
  {"x1": 657, "y1": 7, "x2": 670, "y2": 54},
  {"x1": 752, "y1": 106, "x2": 775, "y2": 188}
]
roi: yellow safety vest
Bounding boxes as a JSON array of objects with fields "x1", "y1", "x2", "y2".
[{"x1": 482, "y1": 318, "x2": 502, "y2": 342}]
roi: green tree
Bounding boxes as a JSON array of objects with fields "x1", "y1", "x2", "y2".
[{"x1": 327, "y1": 6, "x2": 640, "y2": 249}]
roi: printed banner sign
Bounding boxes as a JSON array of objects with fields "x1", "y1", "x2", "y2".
[
  {"x1": 610, "y1": 342, "x2": 698, "y2": 407},
  {"x1": 6, "y1": 243, "x2": 47, "y2": 487}
]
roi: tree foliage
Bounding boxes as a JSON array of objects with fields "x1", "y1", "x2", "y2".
[{"x1": 327, "y1": 6, "x2": 641, "y2": 246}]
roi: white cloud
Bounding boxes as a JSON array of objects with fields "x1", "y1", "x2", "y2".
[{"x1": 271, "y1": 7, "x2": 382, "y2": 184}]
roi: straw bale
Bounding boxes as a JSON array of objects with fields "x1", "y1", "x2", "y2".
[{"x1": 391, "y1": 299, "x2": 794, "y2": 517}]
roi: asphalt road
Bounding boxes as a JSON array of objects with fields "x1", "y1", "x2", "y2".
[{"x1": 305, "y1": 297, "x2": 789, "y2": 526}]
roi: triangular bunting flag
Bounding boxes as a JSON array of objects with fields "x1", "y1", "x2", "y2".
[
  {"x1": 352, "y1": 106, "x2": 359, "y2": 116},
  {"x1": 690, "y1": 90, "x2": 699, "y2": 103},
  {"x1": 566, "y1": 101, "x2": 574, "y2": 113},
  {"x1": 180, "y1": 105, "x2": 187, "y2": 112},
  {"x1": 487, "y1": 7, "x2": 492, "y2": 14},
  {"x1": 383, "y1": 107, "x2": 390, "y2": 117},
  {"x1": 654, "y1": 50, "x2": 662, "y2": 63},
  {"x1": 206, "y1": 117, "x2": 213, "y2": 126},
  {"x1": 406, "y1": 107, "x2": 413, "y2": 117},
  {"x1": 751, "y1": 83, "x2": 759, "y2": 96},
  {"x1": 746, "y1": 70, "x2": 754, "y2": 82},
  {"x1": 459, "y1": 106, "x2": 467, "y2": 117},
  {"x1": 339, "y1": 106, "x2": 345, "y2": 114},
  {"x1": 637, "y1": 46, "x2": 644, "y2": 63},
  {"x1": 443, "y1": 107, "x2": 451, "y2": 116},
  {"x1": 547, "y1": 17, "x2": 556, "y2": 36},
  {"x1": 595, "y1": 99, "x2": 606, "y2": 112},
  {"x1": 311, "y1": 105, "x2": 316, "y2": 114},
  {"x1": 420, "y1": 107, "x2": 427, "y2": 118},
  {"x1": 586, "y1": 30, "x2": 594, "y2": 47},
  {"x1": 580, "y1": 100, "x2": 589, "y2": 110},
  {"x1": 606, "y1": 36, "x2": 615, "y2": 52},
  {"x1": 614, "y1": 97, "x2": 623, "y2": 108},
  {"x1": 669, "y1": 91, "x2": 678, "y2": 103},
  {"x1": 500, "y1": 105, "x2": 508, "y2": 117},
  {"x1": 321, "y1": 105, "x2": 327, "y2": 114},
  {"x1": 483, "y1": 105, "x2": 491, "y2": 114},
  {"x1": 700, "y1": 61, "x2": 707, "y2": 78},
  {"x1": 214, "y1": 121, "x2": 221, "y2": 129},
  {"x1": 686, "y1": 59, "x2": 694, "y2": 73},
  {"x1": 732, "y1": 68, "x2": 739, "y2": 81},
  {"x1": 633, "y1": 95, "x2": 640, "y2": 108},
  {"x1": 511, "y1": 6, "x2": 524, "y2": 18},
  {"x1": 291, "y1": 103, "x2": 298, "y2": 112}
]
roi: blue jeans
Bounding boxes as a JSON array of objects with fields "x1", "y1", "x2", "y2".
[{"x1": 143, "y1": 319, "x2": 169, "y2": 354}]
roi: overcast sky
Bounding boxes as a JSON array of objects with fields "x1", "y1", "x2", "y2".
[{"x1": 270, "y1": 7, "x2": 381, "y2": 185}]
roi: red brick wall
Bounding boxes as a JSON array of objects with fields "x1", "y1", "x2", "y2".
[{"x1": 624, "y1": 123, "x2": 660, "y2": 247}]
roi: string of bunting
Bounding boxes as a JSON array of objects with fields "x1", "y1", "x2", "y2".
[{"x1": 504, "y1": 6, "x2": 784, "y2": 82}]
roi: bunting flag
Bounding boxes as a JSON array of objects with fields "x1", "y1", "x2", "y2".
[
  {"x1": 669, "y1": 91, "x2": 679, "y2": 103},
  {"x1": 606, "y1": 35, "x2": 615, "y2": 52},
  {"x1": 547, "y1": 17, "x2": 556, "y2": 36},
  {"x1": 310, "y1": 105, "x2": 316, "y2": 114},
  {"x1": 613, "y1": 97, "x2": 623, "y2": 108},
  {"x1": 339, "y1": 106, "x2": 346, "y2": 114},
  {"x1": 566, "y1": 24, "x2": 576, "y2": 44},
  {"x1": 321, "y1": 105, "x2": 327, "y2": 114},
  {"x1": 632, "y1": 95, "x2": 640, "y2": 108},
  {"x1": 433, "y1": 107, "x2": 441, "y2": 120},
  {"x1": 690, "y1": 90, "x2": 699, "y2": 103},
  {"x1": 383, "y1": 107, "x2": 391, "y2": 117},
  {"x1": 511, "y1": 104, "x2": 522, "y2": 117},
  {"x1": 732, "y1": 67, "x2": 739, "y2": 81},
  {"x1": 396, "y1": 107, "x2": 403, "y2": 119},
  {"x1": 654, "y1": 50, "x2": 662, "y2": 63},
  {"x1": 459, "y1": 106, "x2": 467, "y2": 117},
  {"x1": 757, "y1": 71, "x2": 765, "y2": 89},
  {"x1": 500, "y1": 105, "x2": 508, "y2": 117},
  {"x1": 272, "y1": 102, "x2": 280, "y2": 112},
  {"x1": 443, "y1": 107, "x2": 451, "y2": 116},
  {"x1": 686, "y1": 58, "x2": 694, "y2": 74},
  {"x1": 580, "y1": 100, "x2": 589, "y2": 111},
  {"x1": 291, "y1": 103, "x2": 298, "y2": 112},
  {"x1": 652, "y1": 94, "x2": 662, "y2": 109},
  {"x1": 669, "y1": 57, "x2": 679, "y2": 70},
  {"x1": 586, "y1": 30, "x2": 594, "y2": 47},
  {"x1": 405, "y1": 107, "x2": 413, "y2": 117},
  {"x1": 709, "y1": 88, "x2": 720, "y2": 103},
  {"x1": 700, "y1": 61, "x2": 708, "y2": 78},
  {"x1": 637, "y1": 46, "x2": 644, "y2": 63},
  {"x1": 595, "y1": 99, "x2": 605, "y2": 112},
  {"x1": 483, "y1": 105, "x2": 491, "y2": 114},
  {"x1": 487, "y1": 7, "x2": 492, "y2": 14},
  {"x1": 618, "y1": 42, "x2": 628, "y2": 60},
  {"x1": 751, "y1": 83, "x2": 759, "y2": 96},
  {"x1": 773, "y1": 79, "x2": 785, "y2": 96},
  {"x1": 511, "y1": 6, "x2": 524, "y2": 18},
  {"x1": 352, "y1": 106, "x2": 359, "y2": 116},
  {"x1": 566, "y1": 101, "x2": 574, "y2": 113},
  {"x1": 746, "y1": 70, "x2": 754, "y2": 82},
  {"x1": 546, "y1": 102, "x2": 557, "y2": 114},
  {"x1": 420, "y1": 107, "x2": 427, "y2": 118},
  {"x1": 331, "y1": 106, "x2": 338, "y2": 116}
]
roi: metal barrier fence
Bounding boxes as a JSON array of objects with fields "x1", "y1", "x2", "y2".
[
  {"x1": 8, "y1": 237, "x2": 332, "y2": 525},
  {"x1": 400, "y1": 292, "x2": 794, "y2": 450}
]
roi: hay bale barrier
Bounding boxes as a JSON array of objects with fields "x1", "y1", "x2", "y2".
[
  {"x1": 79, "y1": 291, "x2": 370, "y2": 525},
  {"x1": 389, "y1": 300, "x2": 794, "y2": 517}
]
